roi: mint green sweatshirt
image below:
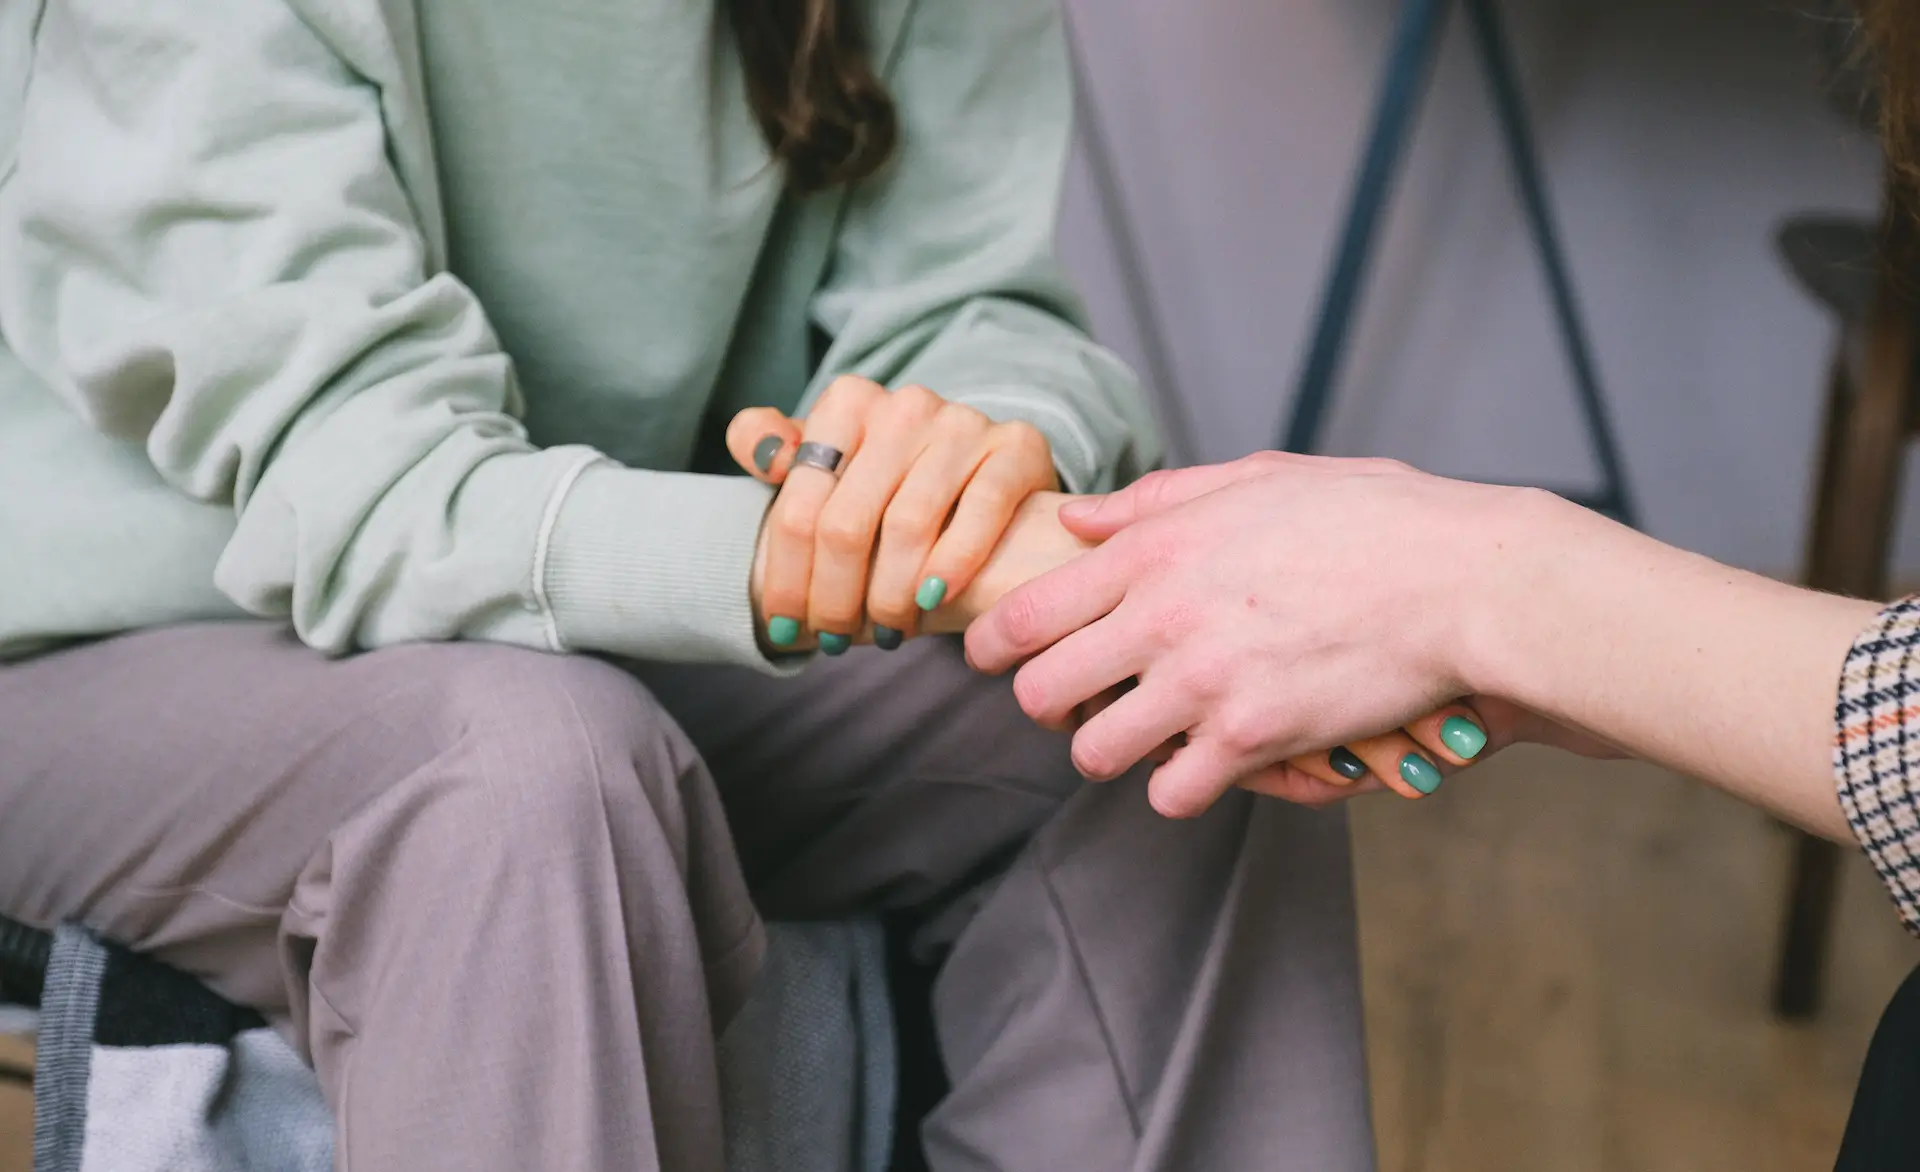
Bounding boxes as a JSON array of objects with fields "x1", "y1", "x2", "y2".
[{"x1": 0, "y1": 0, "x2": 1159, "y2": 668}]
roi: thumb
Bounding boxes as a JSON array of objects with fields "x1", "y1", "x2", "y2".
[
  {"x1": 725, "y1": 408, "x2": 805, "y2": 485},
  {"x1": 1059, "y1": 454, "x2": 1287, "y2": 540}
]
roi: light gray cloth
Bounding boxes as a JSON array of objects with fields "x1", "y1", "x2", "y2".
[
  {"x1": 30, "y1": 921, "x2": 892, "y2": 1172},
  {"x1": 81, "y1": 1033, "x2": 334, "y2": 1172}
]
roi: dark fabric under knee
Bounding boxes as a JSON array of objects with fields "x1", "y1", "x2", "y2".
[{"x1": 1835, "y1": 964, "x2": 1920, "y2": 1170}]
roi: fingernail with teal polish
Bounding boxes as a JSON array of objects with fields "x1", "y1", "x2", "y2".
[
  {"x1": 767, "y1": 616, "x2": 801, "y2": 648},
  {"x1": 752, "y1": 434, "x2": 783, "y2": 474},
  {"x1": 818, "y1": 632, "x2": 851, "y2": 656},
  {"x1": 1400, "y1": 753, "x2": 1444, "y2": 796},
  {"x1": 915, "y1": 577, "x2": 948, "y2": 611},
  {"x1": 1440, "y1": 716, "x2": 1488, "y2": 760},
  {"x1": 873, "y1": 625, "x2": 904, "y2": 651},
  {"x1": 1328, "y1": 747, "x2": 1369, "y2": 781}
]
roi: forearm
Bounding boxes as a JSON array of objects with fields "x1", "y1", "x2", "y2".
[{"x1": 1464, "y1": 491, "x2": 1878, "y2": 839}]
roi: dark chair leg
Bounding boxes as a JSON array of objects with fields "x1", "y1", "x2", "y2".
[
  {"x1": 1775, "y1": 832, "x2": 1845, "y2": 1019},
  {"x1": 1281, "y1": 0, "x2": 1452, "y2": 454},
  {"x1": 1280, "y1": 0, "x2": 1638, "y2": 529},
  {"x1": 1772, "y1": 207, "x2": 1919, "y2": 1020},
  {"x1": 1461, "y1": 0, "x2": 1636, "y2": 527}
]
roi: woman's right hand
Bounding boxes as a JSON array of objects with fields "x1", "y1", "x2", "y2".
[{"x1": 727, "y1": 376, "x2": 1059, "y2": 654}]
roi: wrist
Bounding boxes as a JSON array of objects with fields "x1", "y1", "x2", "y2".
[{"x1": 1449, "y1": 486, "x2": 1597, "y2": 703}]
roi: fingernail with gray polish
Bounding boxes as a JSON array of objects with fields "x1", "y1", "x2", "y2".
[
  {"x1": 873, "y1": 625, "x2": 904, "y2": 651},
  {"x1": 1329, "y1": 747, "x2": 1369, "y2": 781},
  {"x1": 753, "y1": 435, "x2": 784, "y2": 474}
]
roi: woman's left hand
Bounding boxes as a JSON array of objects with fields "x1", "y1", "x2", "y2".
[{"x1": 726, "y1": 376, "x2": 1058, "y2": 650}]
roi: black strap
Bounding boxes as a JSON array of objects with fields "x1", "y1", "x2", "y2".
[{"x1": 0, "y1": 912, "x2": 51, "y2": 1008}]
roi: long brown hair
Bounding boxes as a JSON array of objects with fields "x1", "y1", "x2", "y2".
[
  {"x1": 727, "y1": 0, "x2": 898, "y2": 193},
  {"x1": 1862, "y1": 1, "x2": 1920, "y2": 199}
]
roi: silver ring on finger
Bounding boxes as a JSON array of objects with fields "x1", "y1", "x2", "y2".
[{"x1": 791, "y1": 442, "x2": 845, "y2": 479}]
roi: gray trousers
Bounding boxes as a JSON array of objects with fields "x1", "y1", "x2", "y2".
[{"x1": 0, "y1": 623, "x2": 1372, "y2": 1171}]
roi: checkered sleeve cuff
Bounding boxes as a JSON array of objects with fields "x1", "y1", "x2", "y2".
[{"x1": 1836, "y1": 595, "x2": 1920, "y2": 937}]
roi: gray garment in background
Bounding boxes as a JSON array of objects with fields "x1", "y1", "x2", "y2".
[
  {"x1": 0, "y1": 623, "x2": 1375, "y2": 1171},
  {"x1": 718, "y1": 921, "x2": 895, "y2": 1172},
  {"x1": 26, "y1": 918, "x2": 887, "y2": 1172}
]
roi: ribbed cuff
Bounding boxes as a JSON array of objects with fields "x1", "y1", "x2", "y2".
[{"x1": 541, "y1": 463, "x2": 800, "y2": 673}]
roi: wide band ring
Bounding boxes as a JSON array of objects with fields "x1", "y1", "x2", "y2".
[{"x1": 791, "y1": 442, "x2": 845, "y2": 478}]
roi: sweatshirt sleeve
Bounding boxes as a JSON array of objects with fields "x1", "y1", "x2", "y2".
[
  {"x1": 0, "y1": 0, "x2": 781, "y2": 669},
  {"x1": 806, "y1": 0, "x2": 1163, "y2": 494}
]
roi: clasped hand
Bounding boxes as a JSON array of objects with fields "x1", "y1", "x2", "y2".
[
  {"x1": 965, "y1": 452, "x2": 1619, "y2": 818},
  {"x1": 728, "y1": 376, "x2": 1059, "y2": 652},
  {"x1": 731, "y1": 389, "x2": 1574, "y2": 816}
]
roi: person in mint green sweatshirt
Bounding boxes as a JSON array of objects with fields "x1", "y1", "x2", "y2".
[{"x1": 0, "y1": 2, "x2": 1373, "y2": 1168}]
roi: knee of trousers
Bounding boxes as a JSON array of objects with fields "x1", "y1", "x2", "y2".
[{"x1": 360, "y1": 644, "x2": 711, "y2": 867}]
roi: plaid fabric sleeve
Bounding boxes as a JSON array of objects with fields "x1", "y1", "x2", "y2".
[{"x1": 1836, "y1": 595, "x2": 1920, "y2": 937}]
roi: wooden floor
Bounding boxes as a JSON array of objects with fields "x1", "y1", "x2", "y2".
[
  {"x1": 0, "y1": 747, "x2": 1911, "y2": 1172},
  {"x1": 0, "y1": 1034, "x2": 29, "y2": 1172},
  {"x1": 1356, "y1": 747, "x2": 1918, "y2": 1172}
]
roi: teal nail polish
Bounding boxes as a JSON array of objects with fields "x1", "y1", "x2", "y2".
[
  {"x1": 752, "y1": 435, "x2": 783, "y2": 474},
  {"x1": 767, "y1": 616, "x2": 801, "y2": 647},
  {"x1": 1440, "y1": 716, "x2": 1487, "y2": 760},
  {"x1": 1328, "y1": 747, "x2": 1369, "y2": 781},
  {"x1": 1400, "y1": 753, "x2": 1444, "y2": 796},
  {"x1": 915, "y1": 577, "x2": 948, "y2": 611},
  {"x1": 873, "y1": 625, "x2": 904, "y2": 651},
  {"x1": 818, "y1": 632, "x2": 851, "y2": 656}
]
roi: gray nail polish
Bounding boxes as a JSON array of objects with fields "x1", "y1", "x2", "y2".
[
  {"x1": 1328, "y1": 747, "x2": 1368, "y2": 781},
  {"x1": 873, "y1": 625, "x2": 904, "y2": 651},
  {"x1": 753, "y1": 435, "x2": 783, "y2": 474}
]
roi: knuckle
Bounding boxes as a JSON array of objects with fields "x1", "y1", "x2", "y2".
[
  {"x1": 1148, "y1": 600, "x2": 1202, "y2": 649},
  {"x1": 868, "y1": 596, "x2": 916, "y2": 628},
  {"x1": 881, "y1": 496, "x2": 940, "y2": 543},
  {"x1": 936, "y1": 401, "x2": 990, "y2": 438},
  {"x1": 817, "y1": 509, "x2": 877, "y2": 556},
  {"x1": 775, "y1": 505, "x2": 817, "y2": 545},
  {"x1": 763, "y1": 584, "x2": 804, "y2": 613},
  {"x1": 1070, "y1": 734, "x2": 1117, "y2": 780},
  {"x1": 996, "y1": 589, "x2": 1046, "y2": 647},
  {"x1": 1136, "y1": 470, "x2": 1178, "y2": 509},
  {"x1": 1149, "y1": 782, "x2": 1205, "y2": 821},
  {"x1": 963, "y1": 477, "x2": 1019, "y2": 515},
  {"x1": 892, "y1": 383, "x2": 943, "y2": 418},
  {"x1": 1118, "y1": 529, "x2": 1177, "y2": 578},
  {"x1": 1169, "y1": 655, "x2": 1225, "y2": 703},
  {"x1": 997, "y1": 419, "x2": 1051, "y2": 461},
  {"x1": 1217, "y1": 705, "x2": 1273, "y2": 757},
  {"x1": 813, "y1": 600, "x2": 862, "y2": 629},
  {"x1": 1011, "y1": 669, "x2": 1054, "y2": 721},
  {"x1": 823, "y1": 374, "x2": 874, "y2": 405}
]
